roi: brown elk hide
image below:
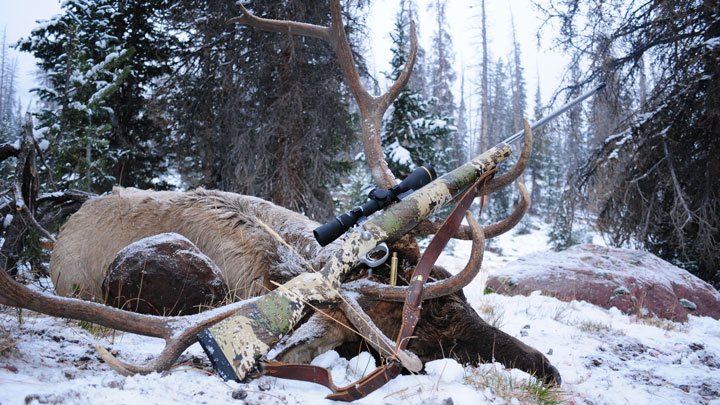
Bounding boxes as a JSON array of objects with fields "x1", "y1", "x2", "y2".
[{"x1": 49, "y1": 187, "x2": 338, "y2": 302}]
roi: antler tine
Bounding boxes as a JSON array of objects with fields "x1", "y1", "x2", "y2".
[
  {"x1": 229, "y1": 2, "x2": 330, "y2": 41},
  {"x1": 483, "y1": 180, "x2": 530, "y2": 238},
  {"x1": 347, "y1": 211, "x2": 485, "y2": 301},
  {"x1": 411, "y1": 179, "x2": 529, "y2": 240},
  {"x1": 339, "y1": 292, "x2": 422, "y2": 372},
  {"x1": 0, "y1": 267, "x2": 256, "y2": 375},
  {"x1": 231, "y1": 0, "x2": 418, "y2": 189},
  {"x1": 483, "y1": 118, "x2": 533, "y2": 195}
]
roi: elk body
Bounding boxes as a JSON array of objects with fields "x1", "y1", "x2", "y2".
[
  {"x1": 49, "y1": 187, "x2": 335, "y2": 302},
  {"x1": 47, "y1": 186, "x2": 560, "y2": 384}
]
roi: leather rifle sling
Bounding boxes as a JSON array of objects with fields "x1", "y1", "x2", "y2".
[{"x1": 256, "y1": 167, "x2": 497, "y2": 402}]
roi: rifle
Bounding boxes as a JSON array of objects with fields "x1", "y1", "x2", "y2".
[{"x1": 197, "y1": 83, "x2": 606, "y2": 386}]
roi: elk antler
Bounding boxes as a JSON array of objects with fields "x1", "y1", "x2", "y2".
[
  {"x1": 412, "y1": 181, "x2": 530, "y2": 240},
  {"x1": 230, "y1": 0, "x2": 417, "y2": 190},
  {"x1": 413, "y1": 118, "x2": 533, "y2": 239},
  {"x1": 346, "y1": 211, "x2": 483, "y2": 301},
  {"x1": 354, "y1": 180, "x2": 530, "y2": 301},
  {"x1": 0, "y1": 265, "x2": 264, "y2": 375},
  {"x1": 483, "y1": 118, "x2": 533, "y2": 195}
]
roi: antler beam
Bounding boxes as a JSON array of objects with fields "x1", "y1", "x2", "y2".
[
  {"x1": 230, "y1": 0, "x2": 417, "y2": 189},
  {"x1": 0, "y1": 264, "x2": 263, "y2": 375}
]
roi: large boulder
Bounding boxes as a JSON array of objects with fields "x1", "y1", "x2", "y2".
[
  {"x1": 102, "y1": 233, "x2": 228, "y2": 316},
  {"x1": 486, "y1": 244, "x2": 720, "y2": 322}
]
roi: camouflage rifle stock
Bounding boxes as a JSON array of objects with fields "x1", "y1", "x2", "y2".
[{"x1": 198, "y1": 83, "x2": 606, "y2": 382}]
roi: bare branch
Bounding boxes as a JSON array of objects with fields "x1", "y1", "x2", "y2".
[
  {"x1": 0, "y1": 143, "x2": 19, "y2": 162},
  {"x1": 12, "y1": 116, "x2": 56, "y2": 243}
]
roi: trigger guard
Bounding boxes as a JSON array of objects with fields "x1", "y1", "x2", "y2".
[{"x1": 357, "y1": 243, "x2": 390, "y2": 268}]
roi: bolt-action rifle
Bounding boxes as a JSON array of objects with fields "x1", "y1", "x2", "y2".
[{"x1": 197, "y1": 83, "x2": 606, "y2": 392}]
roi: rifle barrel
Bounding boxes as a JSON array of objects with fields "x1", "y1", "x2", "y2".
[{"x1": 503, "y1": 83, "x2": 606, "y2": 145}]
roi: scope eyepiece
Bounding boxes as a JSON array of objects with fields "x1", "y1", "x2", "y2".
[{"x1": 313, "y1": 164, "x2": 436, "y2": 247}]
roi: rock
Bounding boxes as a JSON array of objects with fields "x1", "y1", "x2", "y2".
[
  {"x1": 102, "y1": 233, "x2": 228, "y2": 316},
  {"x1": 424, "y1": 359, "x2": 465, "y2": 383},
  {"x1": 231, "y1": 389, "x2": 248, "y2": 400},
  {"x1": 487, "y1": 244, "x2": 720, "y2": 322}
]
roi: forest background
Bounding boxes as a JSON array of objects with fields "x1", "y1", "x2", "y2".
[{"x1": 0, "y1": 0, "x2": 718, "y2": 288}]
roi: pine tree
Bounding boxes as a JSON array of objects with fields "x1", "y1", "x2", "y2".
[
  {"x1": 455, "y1": 66, "x2": 468, "y2": 167},
  {"x1": 402, "y1": 0, "x2": 428, "y2": 98},
  {"x1": 18, "y1": 0, "x2": 175, "y2": 192},
  {"x1": 382, "y1": 5, "x2": 453, "y2": 179},
  {"x1": 425, "y1": 0, "x2": 463, "y2": 168},
  {"x1": 480, "y1": 59, "x2": 514, "y2": 223},
  {"x1": 542, "y1": 1, "x2": 720, "y2": 285},
  {"x1": 527, "y1": 78, "x2": 555, "y2": 214},
  {"x1": 0, "y1": 28, "x2": 21, "y2": 143},
  {"x1": 509, "y1": 13, "x2": 527, "y2": 134},
  {"x1": 162, "y1": 0, "x2": 366, "y2": 221},
  {"x1": 478, "y1": 0, "x2": 490, "y2": 155}
]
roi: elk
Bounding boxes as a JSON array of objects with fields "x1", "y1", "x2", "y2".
[
  {"x1": 46, "y1": 180, "x2": 559, "y2": 384},
  {"x1": 0, "y1": 0, "x2": 568, "y2": 399}
]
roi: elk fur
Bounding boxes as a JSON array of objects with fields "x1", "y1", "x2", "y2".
[{"x1": 50, "y1": 187, "x2": 338, "y2": 302}]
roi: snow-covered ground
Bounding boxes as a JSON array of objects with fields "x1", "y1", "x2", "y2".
[{"x1": 2, "y1": 220, "x2": 719, "y2": 404}]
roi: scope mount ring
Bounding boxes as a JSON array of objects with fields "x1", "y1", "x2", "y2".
[{"x1": 357, "y1": 242, "x2": 390, "y2": 268}]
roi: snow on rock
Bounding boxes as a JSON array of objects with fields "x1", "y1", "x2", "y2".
[
  {"x1": 487, "y1": 244, "x2": 720, "y2": 321},
  {"x1": 424, "y1": 359, "x2": 465, "y2": 383},
  {"x1": 347, "y1": 351, "x2": 376, "y2": 378}
]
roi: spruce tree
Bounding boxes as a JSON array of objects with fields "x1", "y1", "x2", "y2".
[
  {"x1": 0, "y1": 28, "x2": 21, "y2": 143},
  {"x1": 541, "y1": 0, "x2": 720, "y2": 284},
  {"x1": 161, "y1": 0, "x2": 365, "y2": 221},
  {"x1": 382, "y1": 6, "x2": 453, "y2": 179},
  {"x1": 480, "y1": 59, "x2": 514, "y2": 223},
  {"x1": 18, "y1": 0, "x2": 175, "y2": 193}
]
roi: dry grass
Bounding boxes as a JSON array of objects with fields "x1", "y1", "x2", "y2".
[
  {"x1": 464, "y1": 363, "x2": 569, "y2": 404},
  {"x1": 574, "y1": 319, "x2": 626, "y2": 336},
  {"x1": 631, "y1": 315, "x2": 687, "y2": 332},
  {"x1": 0, "y1": 318, "x2": 14, "y2": 355},
  {"x1": 477, "y1": 301, "x2": 505, "y2": 329}
]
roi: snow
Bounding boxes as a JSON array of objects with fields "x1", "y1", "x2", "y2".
[
  {"x1": 424, "y1": 359, "x2": 465, "y2": 383},
  {"x1": 37, "y1": 139, "x2": 50, "y2": 151},
  {"x1": 2, "y1": 222, "x2": 720, "y2": 404},
  {"x1": 705, "y1": 37, "x2": 720, "y2": 49},
  {"x1": 388, "y1": 140, "x2": 413, "y2": 166},
  {"x1": 3, "y1": 213, "x2": 13, "y2": 228}
]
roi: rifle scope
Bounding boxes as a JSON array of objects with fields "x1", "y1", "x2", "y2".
[{"x1": 313, "y1": 165, "x2": 436, "y2": 247}]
